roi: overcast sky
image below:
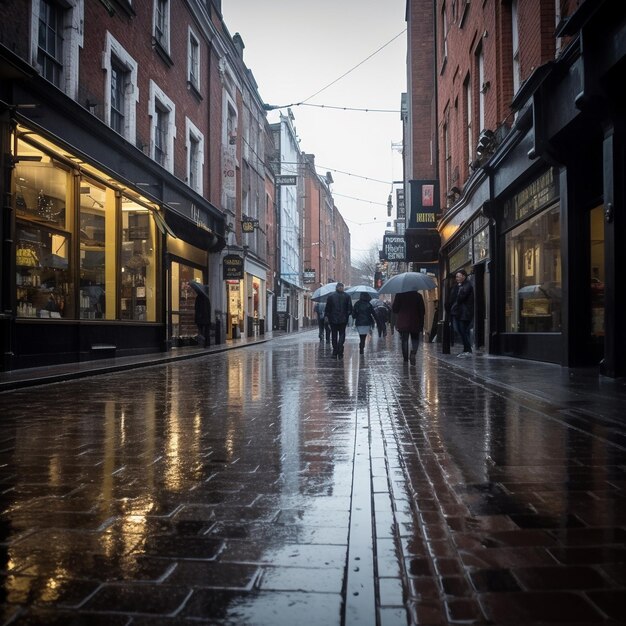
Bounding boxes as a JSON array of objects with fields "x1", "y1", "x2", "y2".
[{"x1": 221, "y1": 0, "x2": 407, "y2": 263}]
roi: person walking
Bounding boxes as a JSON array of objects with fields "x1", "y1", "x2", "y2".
[
  {"x1": 194, "y1": 284, "x2": 212, "y2": 348},
  {"x1": 352, "y1": 293, "x2": 377, "y2": 355},
  {"x1": 449, "y1": 269, "x2": 474, "y2": 357},
  {"x1": 392, "y1": 290, "x2": 425, "y2": 365},
  {"x1": 324, "y1": 282, "x2": 353, "y2": 359},
  {"x1": 314, "y1": 301, "x2": 330, "y2": 343},
  {"x1": 372, "y1": 300, "x2": 390, "y2": 337}
]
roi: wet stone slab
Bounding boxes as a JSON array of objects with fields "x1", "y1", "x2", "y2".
[{"x1": 0, "y1": 335, "x2": 625, "y2": 624}]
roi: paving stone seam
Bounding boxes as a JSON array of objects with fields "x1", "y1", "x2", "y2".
[{"x1": 380, "y1": 370, "x2": 488, "y2": 625}]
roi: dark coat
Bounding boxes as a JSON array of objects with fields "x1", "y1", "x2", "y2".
[
  {"x1": 325, "y1": 290, "x2": 353, "y2": 324},
  {"x1": 449, "y1": 279, "x2": 474, "y2": 321},
  {"x1": 194, "y1": 292, "x2": 212, "y2": 325},
  {"x1": 352, "y1": 299, "x2": 376, "y2": 327},
  {"x1": 392, "y1": 291, "x2": 425, "y2": 333}
]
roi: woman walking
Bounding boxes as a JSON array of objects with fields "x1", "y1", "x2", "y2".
[
  {"x1": 392, "y1": 290, "x2": 425, "y2": 365},
  {"x1": 352, "y1": 292, "x2": 376, "y2": 355}
]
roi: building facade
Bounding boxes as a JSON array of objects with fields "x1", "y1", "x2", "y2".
[{"x1": 406, "y1": 0, "x2": 626, "y2": 378}]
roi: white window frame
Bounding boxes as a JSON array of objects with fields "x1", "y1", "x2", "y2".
[
  {"x1": 477, "y1": 45, "x2": 485, "y2": 132},
  {"x1": 103, "y1": 32, "x2": 138, "y2": 143},
  {"x1": 512, "y1": 0, "x2": 520, "y2": 93},
  {"x1": 185, "y1": 118, "x2": 204, "y2": 194},
  {"x1": 30, "y1": 0, "x2": 84, "y2": 98},
  {"x1": 188, "y1": 27, "x2": 200, "y2": 90},
  {"x1": 465, "y1": 76, "x2": 473, "y2": 166},
  {"x1": 153, "y1": 0, "x2": 170, "y2": 53},
  {"x1": 149, "y1": 80, "x2": 176, "y2": 173}
]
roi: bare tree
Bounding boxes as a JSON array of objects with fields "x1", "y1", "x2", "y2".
[{"x1": 351, "y1": 243, "x2": 380, "y2": 286}]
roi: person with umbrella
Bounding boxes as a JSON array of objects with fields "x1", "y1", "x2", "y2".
[
  {"x1": 191, "y1": 281, "x2": 212, "y2": 348},
  {"x1": 352, "y1": 292, "x2": 376, "y2": 355},
  {"x1": 392, "y1": 290, "x2": 426, "y2": 365},
  {"x1": 448, "y1": 269, "x2": 474, "y2": 356},
  {"x1": 324, "y1": 282, "x2": 353, "y2": 359}
]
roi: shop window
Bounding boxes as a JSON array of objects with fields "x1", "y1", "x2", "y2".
[
  {"x1": 15, "y1": 146, "x2": 74, "y2": 319},
  {"x1": 80, "y1": 180, "x2": 114, "y2": 320},
  {"x1": 120, "y1": 199, "x2": 157, "y2": 321},
  {"x1": 505, "y1": 204, "x2": 562, "y2": 332}
]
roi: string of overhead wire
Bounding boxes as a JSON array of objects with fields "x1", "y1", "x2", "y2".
[
  {"x1": 263, "y1": 29, "x2": 407, "y2": 111},
  {"x1": 333, "y1": 192, "x2": 386, "y2": 206},
  {"x1": 298, "y1": 102, "x2": 400, "y2": 114}
]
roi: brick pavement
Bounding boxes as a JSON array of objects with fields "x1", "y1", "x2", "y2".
[{"x1": 0, "y1": 330, "x2": 624, "y2": 625}]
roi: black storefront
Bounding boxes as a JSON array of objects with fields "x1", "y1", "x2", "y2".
[
  {"x1": 438, "y1": 1, "x2": 626, "y2": 378},
  {"x1": 0, "y1": 47, "x2": 225, "y2": 371}
]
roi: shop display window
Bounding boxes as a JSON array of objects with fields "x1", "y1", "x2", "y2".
[
  {"x1": 120, "y1": 198, "x2": 157, "y2": 321},
  {"x1": 505, "y1": 204, "x2": 562, "y2": 332},
  {"x1": 16, "y1": 222, "x2": 72, "y2": 318},
  {"x1": 15, "y1": 148, "x2": 73, "y2": 319},
  {"x1": 79, "y1": 180, "x2": 112, "y2": 319}
]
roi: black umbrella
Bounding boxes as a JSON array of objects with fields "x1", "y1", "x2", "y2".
[{"x1": 190, "y1": 281, "x2": 210, "y2": 299}]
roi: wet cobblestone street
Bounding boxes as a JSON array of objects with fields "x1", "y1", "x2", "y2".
[{"x1": 0, "y1": 330, "x2": 625, "y2": 625}]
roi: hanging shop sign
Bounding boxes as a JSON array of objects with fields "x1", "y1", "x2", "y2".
[
  {"x1": 241, "y1": 218, "x2": 258, "y2": 233},
  {"x1": 382, "y1": 234, "x2": 406, "y2": 261},
  {"x1": 223, "y1": 254, "x2": 244, "y2": 280},
  {"x1": 408, "y1": 179, "x2": 440, "y2": 229},
  {"x1": 276, "y1": 175, "x2": 297, "y2": 185},
  {"x1": 396, "y1": 188, "x2": 406, "y2": 221}
]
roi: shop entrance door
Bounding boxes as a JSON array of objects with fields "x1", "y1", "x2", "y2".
[{"x1": 170, "y1": 262, "x2": 203, "y2": 346}]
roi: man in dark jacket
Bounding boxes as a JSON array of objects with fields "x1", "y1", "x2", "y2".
[
  {"x1": 449, "y1": 269, "x2": 474, "y2": 356},
  {"x1": 324, "y1": 282, "x2": 353, "y2": 359}
]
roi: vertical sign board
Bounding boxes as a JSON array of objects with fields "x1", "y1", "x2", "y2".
[
  {"x1": 406, "y1": 180, "x2": 441, "y2": 263},
  {"x1": 396, "y1": 188, "x2": 406, "y2": 221},
  {"x1": 408, "y1": 180, "x2": 439, "y2": 229}
]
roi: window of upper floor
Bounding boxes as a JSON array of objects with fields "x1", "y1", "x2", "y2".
[
  {"x1": 31, "y1": 0, "x2": 83, "y2": 97},
  {"x1": 440, "y1": 1, "x2": 449, "y2": 72},
  {"x1": 186, "y1": 118, "x2": 204, "y2": 195},
  {"x1": 153, "y1": 0, "x2": 170, "y2": 55},
  {"x1": 149, "y1": 80, "x2": 176, "y2": 173},
  {"x1": 511, "y1": 0, "x2": 521, "y2": 94},
  {"x1": 188, "y1": 27, "x2": 201, "y2": 94},
  {"x1": 103, "y1": 33, "x2": 138, "y2": 143}
]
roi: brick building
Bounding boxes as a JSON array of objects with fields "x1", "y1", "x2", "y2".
[{"x1": 405, "y1": 0, "x2": 626, "y2": 377}]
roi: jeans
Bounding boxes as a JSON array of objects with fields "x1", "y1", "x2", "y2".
[
  {"x1": 452, "y1": 317, "x2": 472, "y2": 352},
  {"x1": 330, "y1": 322, "x2": 347, "y2": 356},
  {"x1": 400, "y1": 331, "x2": 420, "y2": 360}
]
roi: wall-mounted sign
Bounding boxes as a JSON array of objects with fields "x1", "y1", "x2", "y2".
[
  {"x1": 303, "y1": 269, "x2": 316, "y2": 284},
  {"x1": 276, "y1": 175, "x2": 297, "y2": 185},
  {"x1": 223, "y1": 254, "x2": 244, "y2": 280},
  {"x1": 276, "y1": 296, "x2": 287, "y2": 312},
  {"x1": 382, "y1": 234, "x2": 406, "y2": 261}
]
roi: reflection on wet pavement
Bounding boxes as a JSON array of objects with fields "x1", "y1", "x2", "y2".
[{"x1": 0, "y1": 330, "x2": 624, "y2": 624}]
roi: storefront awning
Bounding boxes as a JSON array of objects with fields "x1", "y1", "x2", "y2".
[{"x1": 164, "y1": 208, "x2": 226, "y2": 252}]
